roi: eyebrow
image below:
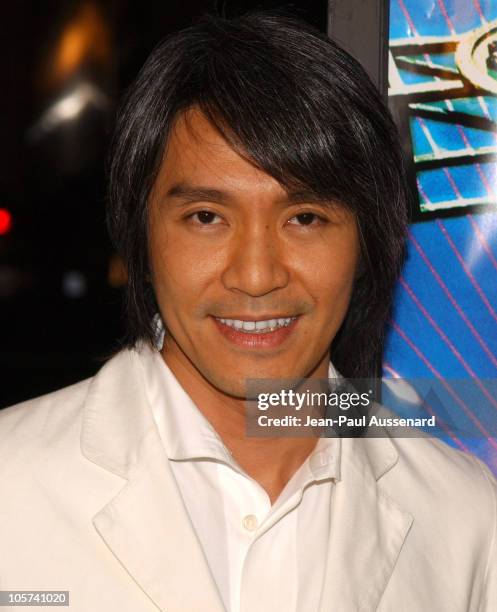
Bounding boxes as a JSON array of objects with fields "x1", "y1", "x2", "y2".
[
  {"x1": 165, "y1": 182, "x2": 339, "y2": 208},
  {"x1": 165, "y1": 184, "x2": 230, "y2": 205}
]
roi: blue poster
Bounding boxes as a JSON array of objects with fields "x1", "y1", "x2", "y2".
[{"x1": 387, "y1": 0, "x2": 497, "y2": 472}]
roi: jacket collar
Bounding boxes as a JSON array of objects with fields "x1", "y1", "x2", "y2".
[{"x1": 81, "y1": 345, "x2": 412, "y2": 612}]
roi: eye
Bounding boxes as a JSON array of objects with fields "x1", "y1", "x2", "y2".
[
  {"x1": 188, "y1": 210, "x2": 223, "y2": 225},
  {"x1": 287, "y1": 212, "x2": 326, "y2": 226}
]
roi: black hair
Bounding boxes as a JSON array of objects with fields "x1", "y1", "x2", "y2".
[{"x1": 107, "y1": 11, "x2": 409, "y2": 379}]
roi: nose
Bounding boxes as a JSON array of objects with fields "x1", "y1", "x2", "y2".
[{"x1": 221, "y1": 223, "x2": 290, "y2": 297}]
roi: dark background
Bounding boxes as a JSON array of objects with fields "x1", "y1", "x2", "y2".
[{"x1": 0, "y1": 0, "x2": 328, "y2": 408}]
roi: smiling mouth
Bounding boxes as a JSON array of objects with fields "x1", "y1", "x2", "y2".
[{"x1": 214, "y1": 316, "x2": 298, "y2": 334}]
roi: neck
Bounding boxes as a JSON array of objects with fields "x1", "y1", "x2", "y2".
[{"x1": 161, "y1": 344, "x2": 329, "y2": 504}]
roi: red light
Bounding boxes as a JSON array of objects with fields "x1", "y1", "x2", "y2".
[{"x1": 0, "y1": 208, "x2": 12, "y2": 235}]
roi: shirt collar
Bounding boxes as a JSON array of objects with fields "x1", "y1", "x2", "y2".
[
  {"x1": 141, "y1": 344, "x2": 232, "y2": 464},
  {"x1": 143, "y1": 315, "x2": 341, "y2": 481}
]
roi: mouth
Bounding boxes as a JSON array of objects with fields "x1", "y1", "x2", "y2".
[
  {"x1": 214, "y1": 316, "x2": 297, "y2": 334},
  {"x1": 211, "y1": 315, "x2": 301, "y2": 348}
]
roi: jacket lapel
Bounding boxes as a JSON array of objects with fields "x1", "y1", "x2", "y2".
[
  {"x1": 81, "y1": 348, "x2": 225, "y2": 612},
  {"x1": 319, "y1": 436, "x2": 413, "y2": 612}
]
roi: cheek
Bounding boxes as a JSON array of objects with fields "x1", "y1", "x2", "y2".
[
  {"x1": 148, "y1": 223, "x2": 224, "y2": 307},
  {"x1": 294, "y1": 233, "x2": 359, "y2": 305},
  {"x1": 311, "y1": 266, "x2": 357, "y2": 321}
]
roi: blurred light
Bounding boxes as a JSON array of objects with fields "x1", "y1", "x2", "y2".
[
  {"x1": 29, "y1": 80, "x2": 109, "y2": 139},
  {"x1": 0, "y1": 208, "x2": 13, "y2": 235},
  {"x1": 48, "y1": 81, "x2": 108, "y2": 122},
  {"x1": 46, "y1": 2, "x2": 112, "y2": 88},
  {"x1": 56, "y1": 91, "x2": 86, "y2": 121},
  {"x1": 62, "y1": 270, "x2": 87, "y2": 298},
  {"x1": 467, "y1": 213, "x2": 497, "y2": 269}
]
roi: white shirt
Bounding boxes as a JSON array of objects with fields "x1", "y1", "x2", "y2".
[{"x1": 140, "y1": 345, "x2": 341, "y2": 612}]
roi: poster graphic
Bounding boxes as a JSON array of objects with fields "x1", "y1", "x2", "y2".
[{"x1": 386, "y1": 0, "x2": 497, "y2": 471}]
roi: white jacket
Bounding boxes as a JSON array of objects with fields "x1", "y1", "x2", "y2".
[{"x1": 0, "y1": 347, "x2": 496, "y2": 611}]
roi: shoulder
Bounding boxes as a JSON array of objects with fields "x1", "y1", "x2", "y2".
[
  {"x1": 0, "y1": 347, "x2": 143, "y2": 468},
  {"x1": 385, "y1": 435, "x2": 497, "y2": 545},
  {"x1": 0, "y1": 347, "x2": 137, "y2": 440},
  {"x1": 391, "y1": 434, "x2": 496, "y2": 494},
  {"x1": 368, "y1": 403, "x2": 497, "y2": 510},
  {"x1": 0, "y1": 378, "x2": 92, "y2": 436},
  {"x1": 0, "y1": 378, "x2": 93, "y2": 466}
]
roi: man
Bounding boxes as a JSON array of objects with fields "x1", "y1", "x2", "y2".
[{"x1": 0, "y1": 12, "x2": 496, "y2": 612}]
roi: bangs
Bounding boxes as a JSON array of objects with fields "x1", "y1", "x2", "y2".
[{"x1": 162, "y1": 14, "x2": 395, "y2": 214}]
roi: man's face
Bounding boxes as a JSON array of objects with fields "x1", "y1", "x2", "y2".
[{"x1": 148, "y1": 109, "x2": 360, "y2": 398}]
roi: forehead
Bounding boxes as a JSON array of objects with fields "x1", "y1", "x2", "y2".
[{"x1": 153, "y1": 107, "x2": 288, "y2": 198}]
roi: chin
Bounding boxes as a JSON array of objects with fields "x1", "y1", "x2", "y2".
[{"x1": 204, "y1": 362, "x2": 299, "y2": 399}]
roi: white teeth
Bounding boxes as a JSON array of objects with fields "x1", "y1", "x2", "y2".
[
  {"x1": 254, "y1": 321, "x2": 266, "y2": 331},
  {"x1": 217, "y1": 317, "x2": 295, "y2": 333}
]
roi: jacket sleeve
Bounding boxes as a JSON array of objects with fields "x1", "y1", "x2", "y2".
[{"x1": 478, "y1": 458, "x2": 497, "y2": 612}]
